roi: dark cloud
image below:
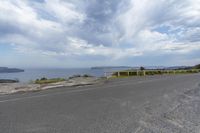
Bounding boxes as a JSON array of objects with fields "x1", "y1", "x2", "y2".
[
  {"x1": 74, "y1": 0, "x2": 126, "y2": 46},
  {"x1": 0, "y1": 22, "x2": 22, "y2": 35}
]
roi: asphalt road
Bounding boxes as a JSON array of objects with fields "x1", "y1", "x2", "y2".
[{"x1": 1, "y1": 74, "x2": 200, "y2": 133}]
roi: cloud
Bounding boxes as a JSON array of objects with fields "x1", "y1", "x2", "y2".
[
  {"x1": 112, "y1": 0, "x2": 200, "y2": 63},
  {"x1": 0, "y1": 0, "x2": 200, "y2": 66}
]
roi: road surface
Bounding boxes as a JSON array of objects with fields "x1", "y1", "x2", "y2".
[{"x1": 1, "y1": 74, "x2": 200, "y2": 133}]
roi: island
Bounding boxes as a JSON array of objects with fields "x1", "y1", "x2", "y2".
[
  {"x1": 0, "y1": 79, "x2": 19, "y2": 83},
  {"x1": 0, "y1": 67, "x2": 24, "y2": 73}
]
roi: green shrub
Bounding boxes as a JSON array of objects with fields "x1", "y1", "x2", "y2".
[
  {"x1": 68, "y1": 75, "x2": 81, "y2": 79},
  {"x1": 41, "y1": 77, "x2": 47, "y2": 80},
  {"x1": 35, "y1": 78, "x2": 65, "y2": 84},
  {"x1": 83, "y1": 74, "x2": 92, "y2": 77},
  {"x1": 111, "y1": 68, "x2": 199, "y2": 78}
]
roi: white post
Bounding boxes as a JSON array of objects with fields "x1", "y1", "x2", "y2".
[
  {"x1": 143, "y1": 70, "x2": 146, "y2": 76},
  {"x1": 117, "y1": 72, "x2": 120, "y2": 77},
  {"x1": 104, "y1": 72, "x2": 107, "y2": 79}
]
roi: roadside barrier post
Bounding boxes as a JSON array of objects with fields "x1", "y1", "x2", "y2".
[
  {"x1": 104, "y1": 72, "x2": 108, "y2": 79},
  {"x1": 117, "y1": 72, "x2": 120, "y2": 77},
  {"x1": 143, "y1": 70, "x2": 146, "y2": 76}
]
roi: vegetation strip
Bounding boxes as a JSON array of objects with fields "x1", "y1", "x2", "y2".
[{"x1": 112, "y1": 64, "x2": 200, "y2": 78}]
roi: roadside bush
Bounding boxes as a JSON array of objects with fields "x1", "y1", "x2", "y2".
[
  {"x1": 129, "y1": 71, "x2": 137, "y2": 76},
  {"x1": 68, "y1": 75, "x2": 81, "y2": 79},
  {"x1": 119, "y1": 72, "x2": 129, "y2": 76},
  {"x1": 146, "y1": 71, "x2": 154, "y2": 75},
  {"x1": 41, "y1": 77, "x2": 47, "y2": 80},
  {"x1": 140, "y1": 67, "x2": 145, "y2": 70}
]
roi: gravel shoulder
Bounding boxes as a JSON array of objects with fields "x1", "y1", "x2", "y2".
[{"x1": 0, "y1": 77, "x2": 105, "y2": 95}]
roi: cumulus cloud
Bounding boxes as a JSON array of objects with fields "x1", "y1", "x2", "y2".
[
  {"x1": 0, "y1": 0, "x2": 200, "y2": 66},
  {"x1": 116, "y1": 0, "x2": 200, "y2": 51}
]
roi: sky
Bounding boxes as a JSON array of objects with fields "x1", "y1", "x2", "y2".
[{"x1": 0, "y1": 0, "x2": 200, "y2": 68}]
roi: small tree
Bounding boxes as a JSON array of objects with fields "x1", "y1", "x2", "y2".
[
  {"x1": 140, "y1": 66, "x2": 145, "y2": 71},
  {"x1": 194, "y1": 64, "x2": 200, "y2": 69}
]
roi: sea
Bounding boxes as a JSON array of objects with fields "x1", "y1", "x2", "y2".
[{"x1": 0, "y1": 68, "x2": 129, "y2": 83}]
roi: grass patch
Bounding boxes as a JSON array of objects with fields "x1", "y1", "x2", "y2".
[{"x1": 35, "y1": 77, "x2": 66, "y2": 84}]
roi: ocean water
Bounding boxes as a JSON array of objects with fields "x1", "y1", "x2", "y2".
[{"x1": 0, "y1": 68, "x2": 128, "y2": 83}]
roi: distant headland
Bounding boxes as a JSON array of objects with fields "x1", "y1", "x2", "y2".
[
  {"x1": 0, "y1": 67, "x2": 24, "y2": 73},
  {"x1": 91, "y1": 66, "x2": 133, "y2": 69}
]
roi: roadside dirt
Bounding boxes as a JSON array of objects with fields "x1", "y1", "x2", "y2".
[{"x1": 0, "y1": 77, "x2": 105, "y2": 94}]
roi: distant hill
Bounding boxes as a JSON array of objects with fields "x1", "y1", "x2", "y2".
[
  {"x1": 91, "y1": 66, "x2": 133, "y2": 69},
  {"x1": 164, "y1": 66, "x2": 193, "y2": 70},
  {"x1": 91, "y1": 64, "x2": 200, "y2": 70},
  {"x1": 0, "y1": 67, "x2": 24, "y2": 73}
]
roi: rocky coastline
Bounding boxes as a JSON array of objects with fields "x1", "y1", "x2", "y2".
[{"x1": 0, "y1": 76, "x2": 105, "y2": 95}]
